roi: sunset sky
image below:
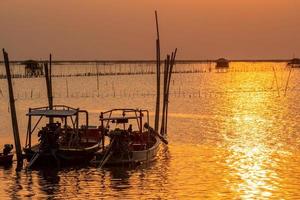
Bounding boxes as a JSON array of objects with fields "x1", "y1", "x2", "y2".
[{"x1": 1, "y1": 0, "x2": 300, "y2": 60}]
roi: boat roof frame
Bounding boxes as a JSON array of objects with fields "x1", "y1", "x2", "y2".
[
  {"x1": 99, "y1": 108, "x2": 149, "y2": 131},
  {"x1": 27, "y1": 105, "x2": 81, "y2": 117}
]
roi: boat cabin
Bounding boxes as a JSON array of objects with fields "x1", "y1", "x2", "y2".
[
  {"x1": 99, "y1": 109, "x2": 153, "y2": 151},
  {"x1": 24, "y1": 105, "x2": 101, "y2": 152}
]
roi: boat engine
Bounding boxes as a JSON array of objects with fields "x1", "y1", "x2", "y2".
[{"x1": 38, "y1": 123, "x2": 60, "y2": 152}]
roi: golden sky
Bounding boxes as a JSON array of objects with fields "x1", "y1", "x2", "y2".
[{"x1": 1, "y1": 0, "x2": 299, "y2": 60}]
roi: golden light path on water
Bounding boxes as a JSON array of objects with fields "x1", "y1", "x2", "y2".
[
  {"x1": 0, "y1": 62, "x2": 299, "y2": 199},
  {"x1": 224, "y1": 85, "x2": 278, "y2": 199}
]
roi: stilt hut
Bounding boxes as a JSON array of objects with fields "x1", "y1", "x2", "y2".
[
  {"x1": 216, "y1": 58, "x2": 229, "y2": 68},
  {"x1": 287, "y1": 58, "x2": 300, "y2": 68},
  {"x1": 22, "y1": 60, "x2": 44, "y2": 77}
]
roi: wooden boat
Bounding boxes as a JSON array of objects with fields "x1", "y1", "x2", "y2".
[
  {"x1": 0, "y1": 144, "x2": 14, "y2": 165},
  {"x1": 95, "y1": 109, "x2": 165, "y2": 167},
  {"x1": 23, "y1": 105, "x2": 102, "y2": 168}
]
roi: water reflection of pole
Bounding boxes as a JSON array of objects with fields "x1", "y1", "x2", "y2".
[{"x1": 2, "y1": 49, "x2": 23, "y2": 170}]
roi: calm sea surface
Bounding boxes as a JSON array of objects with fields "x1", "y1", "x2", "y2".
[{"x1": 0, "y1": 62, "x2": 299, "y2": 199}]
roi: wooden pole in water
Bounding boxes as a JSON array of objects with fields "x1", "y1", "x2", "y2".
[
  {"x1": 2, "y1": 49, "x2": 23, "y2": 169},
  {"x1": 49, "y1": 54, "x2": 53, "y2": 110},
  {"x1": 160, "y1": 55, "x2": 170, "y2": 135},
  {"x1": 164, "y1": 49, "x2": 177, "y2": 135},
  {"x1": 154, "y1": 10, "x2": 161, "y2": 133},
  {"x1": 44, "y1": 63, "x2": 51, "y2": 104},
  {"x1": 44, "y1": 54, "x2": 54, "y2": 123}
]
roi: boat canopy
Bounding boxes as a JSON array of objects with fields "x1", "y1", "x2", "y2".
[
  {"x1": 99, "y1": 108, "x2": 150, "y2": 133},
  {"x1": 27, "y1": 105, "x2": 80, "y2": 117},
  {"x1": 27, "y1": 109, "x2": 78, "y2": 117},
  {"x1": 101, "y1": 116, "x2": 141, "y2": 121},
  {"x1": 25, "y1": 105, "x2": 90, "y2": 149}
]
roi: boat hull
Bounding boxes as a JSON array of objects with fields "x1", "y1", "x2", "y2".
[
  {"x1": 24, "y1": 144, "x2": 100, "y2": 167},
  {"x1": 96, "y1": 136, "x2": 160, "y2": 166},
  {"x1": 0, "y1": 154, "x2": 13, "y2": 165}
]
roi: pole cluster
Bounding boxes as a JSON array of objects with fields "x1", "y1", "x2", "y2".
[
  {"x1": 153, "y1": 11, "x2": 178, "y2": 137},
  {"x1": 160, "y1": 49, "x2": 177, "y2": 136}
]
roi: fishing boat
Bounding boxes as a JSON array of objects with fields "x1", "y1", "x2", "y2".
[
  {"x1": 23, "y1": 105, "x2": 102, "y2": 168},
  {"x1": 0, "y1": 144, "x2": 14, "y2": 165},
  {"x1": 95, "y1": 109, "x2": 167, "y2": 167}
]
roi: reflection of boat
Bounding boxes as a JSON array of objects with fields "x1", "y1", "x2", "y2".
[
  {"x1": 287, "y1": 58, "x2": 300, "y2": 68},
  {"x1": 216, "y1": 58, "x2": 230, "y2": 68},
  {"x1": 95, "y1": 109, "x2": 163, "y2": 167},
  {"x1": 0, "y1": 144, "x2": 14, "y2": 165},
  {"x1": 23, "y1": 105, "x2": 102, "y2": 167}
]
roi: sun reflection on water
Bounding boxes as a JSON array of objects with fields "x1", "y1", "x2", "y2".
[{"x1": 223, "y1": 72, "x2": 281, "y2": 199}]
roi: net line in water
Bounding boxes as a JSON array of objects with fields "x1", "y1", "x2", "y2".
[
  {"x1": 0, "y1": 62, "x2": 292, "y2": 79},
  {"x1": 0, "y1": 62, "x2": 299, "y2": 101}
]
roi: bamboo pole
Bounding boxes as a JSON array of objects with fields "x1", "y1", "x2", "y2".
[
  {"x1": 44, "y1": 63, "x2": 51, "y2": 104},
  {"x1": 164, "y1": 49, "x2": 177, "y2": 135},
  {"x1": 166, "y1": 49, "x2": 177, "y2": 96},
  {"x1": 160, "y1": 55, "x2": 170, "y2": 135},
  {"x1": 154, "y1": 11, "x2": 161, "y2": 133},
  {"x1": 2, "y1": 49, "x2": 23, "y2": 170},
  {"x1": 160, "y1": 59, "x2": 167, "y2": 135},
  {"x1": 44, "y1": 55, "x2": 54, "y2": 123},
  {"x1": 49, "y1": 54, "x2": 53, "y2": 110}
]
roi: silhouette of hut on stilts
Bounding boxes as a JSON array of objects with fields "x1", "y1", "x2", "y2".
[
  {"x1": 22, "y1": 60, "x2": 44, "y2": 77},
  {"x1": 215, "y1": 58, "x2": 229, "y2": 68},
  {"x1": 287, "y1": 58, "x2": 300, "y2": 68}
]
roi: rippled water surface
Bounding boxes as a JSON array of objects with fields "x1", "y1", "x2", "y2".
[{"x1": 0, "y1": 62, "x2": 299, "y2": 199}]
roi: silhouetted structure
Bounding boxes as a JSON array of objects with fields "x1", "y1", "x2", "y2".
[
  {"x1": 22, "y1": 60, "x2": 44, "y2": 77},
  {"x1": 216, "y1": 58, "x2": 229, "y2": 68},
  {"x1": 24, "y1": 105, "x2": 101, "y2": 168},
  {"x1": 287, "y1": 58, "x2": 300, "y2": 68},
  {"x1": 0, "y1": 144, "x2": 14, "y2": 165}
]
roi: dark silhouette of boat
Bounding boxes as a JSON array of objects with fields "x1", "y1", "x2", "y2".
[
  {"x1": 95, "y1": 109, "x2": 164, "y2": 167},
  {"x1": 287, "y1": 58, "x2": 300, "y2": 68},
  {"x1": 0, "y1": 144, "x2": 14, "y2": 165},
  {"x1": 23, "y1": 105, "x2": 102, "y2": 168},
  {"x1": 215, "y1": 58, "x2": 230, "y2": 68}
]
